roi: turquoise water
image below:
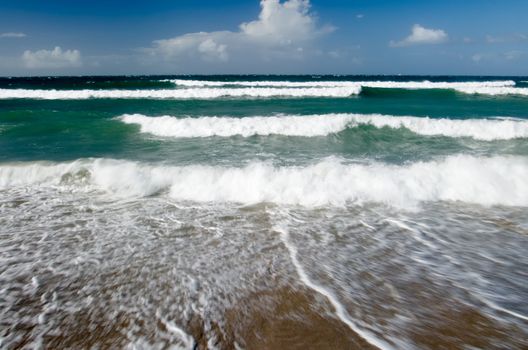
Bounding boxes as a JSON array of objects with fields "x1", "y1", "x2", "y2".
[{"x1": 1, "y1": 76, "x2": 527, "y2": 349}]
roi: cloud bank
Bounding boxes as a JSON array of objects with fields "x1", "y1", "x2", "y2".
[
  {"x1": 390, "y1": 24, "x2": 448, "y2": 47},
  {"x1": 22, "y1": 47, "x2": 82, "y2": 69},
  {"x1": 146, "y1": 0, "x2": 334, "y2": 70}
]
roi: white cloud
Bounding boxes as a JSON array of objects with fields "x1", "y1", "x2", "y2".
[
  {"x1": 0, "y1": 32, "x2": 26, "y2": 38},
  {"x1": 148, "y1": 0, "x2": 333, "y2": 65},
  {"x1": 22, "y1": 47, "x2": 82, "y2": 69},
  {"x1": 390, "y1": 24, "x2": 448, "y2": 47},
  {"x1": 198, "y1": 39, "x2": 229, "y2": 62},
  {"x1": 239, "y1": 0, "x2": 322, "y2": 44},
  {"x1": 356, "y1": 14, "x2": 364, "y2": 19}
]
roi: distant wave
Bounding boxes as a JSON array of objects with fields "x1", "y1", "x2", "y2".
[
  {"x1": 1, "y1": 80, "x2": 527, "y2": 99},
  {"x1": 169, "y1": 79, "x2": 516, "y2": 89},
  {"x1": 119, "y1": 113, "x2": 528, "y2": 141},
  {"x1": 455, "y1": 86, "x2": 528, "y2": 96},
  {"x1": 84, "y1": 80, "x2": 175, "y2": 89},
  {"x1": 0, "y1": 87, "x2": 360, "y2": 99},
  {"x1": 1, "y1": 155, "x2": 527, "y2": 207},
  {"x1": 168, "y1": 79, "x2": 528, "y2": 96}
]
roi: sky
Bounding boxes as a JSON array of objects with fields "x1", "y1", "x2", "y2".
[{"x1": 0, "y1": 0, "x2": 527, "y2": 76}]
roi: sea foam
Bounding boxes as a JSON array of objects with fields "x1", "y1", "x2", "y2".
[
  {"x1": 2, "y1": 155, "x2": 528, "y2": 208},
  {"x1": 167, "y1": 79, "x2": 528, "y2": 96},
  {"x1": 0, "y1": 87, "x2": 360, "y2": 99},
  {"x1": 169, "y1": 79, "x2": 516, "y2": 89},
  {"x1": 0, "y1": 80, "x2": 526, "y2": 99},
  {"x1": 119, "y1": 113, "x2": 528, "y2": 141},
  {"x1": 456, "y1": 86, "x2": 528, "y2": 96}
]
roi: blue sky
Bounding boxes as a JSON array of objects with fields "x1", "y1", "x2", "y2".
[{"x1": 0, "y1": 0, "x2": 527, "y2": 75}]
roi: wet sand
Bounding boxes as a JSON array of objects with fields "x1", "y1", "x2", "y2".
[
  {"x1": 8, "y1": 283, "x2": 525, "y2": 350},
  {"x1": 219, "y1": 287, "x2": 375, "y2": 350}
]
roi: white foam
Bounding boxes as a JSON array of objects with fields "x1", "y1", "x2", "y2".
[
  {"x1": 119, "y1": 113, "x2": 528, "y2": 141},
  {"x1": 388, "y1": 219, "x2": 528, "y2": 323},
  {"x1": 170, "y1": 79, "x2": 516, "y2": 89},
  {"x1": 119, "y1": 114, "x2": 352, "y2": 137},
  {"x1": 169, "y1": 79, "x2": 364, "y2": 87},
  {"x1": 1, "y1": 81, "x2": 525, "y2": 100},
  {"x1": 0, "y1": 87, "x2": 360, "y2": 99},
  {"x1": 0, "y1": 161, "x2": 75, "y2": 189},
  {"x1": 157, "y1": 317, "x2": 195, "y2": 350},
  {"x1": 167, "y1": 79, "x2": 527, "y2": 96},
  {"x1": 2, "y1": 155, "x2": 528, "y2": 208},
  {"x1": 456, "y1": 86, "x2": 528, "y2": 96}
]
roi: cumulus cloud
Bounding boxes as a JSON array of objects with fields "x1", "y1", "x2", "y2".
[
  {"x1": 0, "y1": 32, "x2": 26, "y2": 38},
  {"x1": 152, "y1": 32, "x2": 232, "y2": 61},
  {"x1": 239, "y1": 0, "x2": 325, "y2": 44},
  {"x1": 198, "y1": 39, "x2": 229, "y2": 62},
  {"x1": 22, "y1": 46, "x2": 82, "y2": 69},
  {"x1": 148, "y1": 0, "x2": 333, "y2": 65},
  {"x1": 390, "y1": 24, "x2": 448, "y2": 47}
]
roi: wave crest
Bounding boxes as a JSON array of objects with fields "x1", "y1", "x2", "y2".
[
  {"x1": 169, "y1": 79, "x2": 516, "y2": 89},
  {"x1": 1, "y1": 80, "x2": 527, "y2": 99},
  {"x1": 2, "y1": 156, "x2": 528, "y2": 208},
  {"x1": 456, "y1": 86, "x2": 528, "y2": 96},
  {"x1": 0, "y1": 87, "x2": 360, "y2": 100},
  {"x1": 119, "y1": 113, "x2": 528, "y2": 141}
]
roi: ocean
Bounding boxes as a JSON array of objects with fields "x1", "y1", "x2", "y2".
[{"x1": 1, "y1": 75, "x2": 527, "y2": 349}]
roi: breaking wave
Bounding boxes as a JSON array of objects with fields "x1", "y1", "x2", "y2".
[
  {"x1": 455, "y1": 86, "x2": 528, "y2": 96},
  {"x1": 0, "y1": 87, "x2": 360, "y2": 99},
  {"x1": 2, "y1": 155, "x2": 528, "y2": 208},
  {"x1": 119, "y1": 113, "x2": 528, "y2": 141},
  {"x1": 1, "y1": 80, "x2": 527, "y2": 99},
  {"x1": 169, "y1": 79, "x2": 516, "y2": 89},
  {"x1": 167, "y1": 80, "x2": 528, "y2": 96}
]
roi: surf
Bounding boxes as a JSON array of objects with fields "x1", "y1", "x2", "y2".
[
  {"x1": 0, "y1": 87, "x2": 361, "y2": 99},
  {"x1": 2, "y1": 155, "x2": 528, "y2": 208},
  {"x1": 118, "y1": 113, "x2": 528, "y2": 141},
  {"x1": 169, "y1": 79, "x2": 516, "y2": 89}
]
